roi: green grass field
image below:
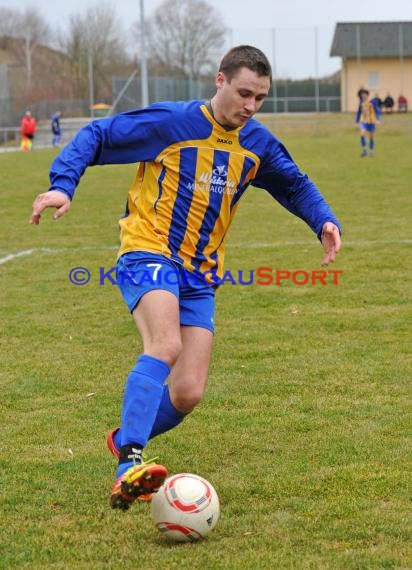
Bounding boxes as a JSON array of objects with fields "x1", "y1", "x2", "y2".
[{"x1": 1, "y1": 114, "x2": 411, "y2": 569}]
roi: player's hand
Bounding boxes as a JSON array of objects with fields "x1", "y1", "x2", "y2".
[
  {"x1": 30, "y1": 190, "x2": 71, "y2": 225},
  {"x1": 321, "y1": 222, "x2": 341, "y2": 266}
]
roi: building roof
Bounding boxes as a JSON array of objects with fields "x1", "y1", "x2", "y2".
[{"x1": 330, "y1": 21, "x2": 412, "y2": 58}]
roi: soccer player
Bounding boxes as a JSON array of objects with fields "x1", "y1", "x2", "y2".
[
  {"x1": 51, "y1": 111, "x2": 62, "y2": 147},
  {"x1": 20, "y1": 110, "x2": 37, "y2": 151},
  {"x1": 30, "y1": 45, "x2": 342, "y2": 510},
  {"x1": 355, "y1": 89, "x2": 381, "y2": 157}
]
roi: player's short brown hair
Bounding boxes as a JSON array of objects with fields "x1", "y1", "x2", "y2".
[{"x1": 219, "y1": 45, "x2": 272, "y2": 83}]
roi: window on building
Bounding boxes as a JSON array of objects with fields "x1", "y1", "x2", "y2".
[{"x1": 368, "y1": 72, "x2": 380, "y2": 90}]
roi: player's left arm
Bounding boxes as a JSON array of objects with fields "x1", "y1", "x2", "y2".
[
  {"x1": 253, "y1": 137, "x2": 342, "y2": 265},
  {"x1": 321, "y1": 221, "x2": 341, "y2": 266},
  {"x1": 30, "y1": 190, "x2": 71, "y2": 225}
]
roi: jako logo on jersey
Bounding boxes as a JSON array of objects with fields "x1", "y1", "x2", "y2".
[{"x1": 217, "y1": 137, "x2": 233, "y2": 144}]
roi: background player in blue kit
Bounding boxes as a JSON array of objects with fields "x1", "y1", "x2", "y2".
[
  {"x1": 356, "y1": 89, "x2": 381, "y2": 157},
  {"x1": 51, "y1": 111, "x2": 62, "y2": 147},
  {"x1": 30, "y1": 45, "x2": 342, "y2": 511}
]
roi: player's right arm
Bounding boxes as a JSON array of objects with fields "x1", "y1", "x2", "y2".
[
  {"x1": 46, "y1": 105, "x2": 176, "y2": 200},
  {"x1": 30, "y1": 190, "x2": 71, "y2": 225},
  {"x1": 29, "y1": 104, "x2": 179, "y2": 225}
]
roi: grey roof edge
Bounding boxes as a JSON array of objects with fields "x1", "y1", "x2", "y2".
[{"x1": 330, "y1": 21, "x2": 412, "y2": 57}]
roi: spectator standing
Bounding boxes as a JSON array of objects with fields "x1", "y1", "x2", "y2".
[
  {"x1": 51, "y1": 111, "x2": 62, "y2": 147},
  {"x1": 20, "y1": 110, "x2": 37, "y2": 151}
]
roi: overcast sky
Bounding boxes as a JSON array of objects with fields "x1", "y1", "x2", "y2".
[{"x1": 4, "y1": 0, "x2": 412, "y2": 78}]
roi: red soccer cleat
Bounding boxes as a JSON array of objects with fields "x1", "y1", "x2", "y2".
[
  {"x1": 106, "y1": 427, "x2": 121, "y2": 459},
  {"x1": 109, "y1": 462, "x2": 168, "y2": 510}
]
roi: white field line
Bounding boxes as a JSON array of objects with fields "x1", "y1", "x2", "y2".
[
  {"x1": 0, "y1": 240, "x2": 410, "y2": 267},
  {"x1": 0, "y1": 246, "x2": 117, "y2": 266},
  {"x1": 0, "y1": 249, "x2": 34, "y2": 265}
]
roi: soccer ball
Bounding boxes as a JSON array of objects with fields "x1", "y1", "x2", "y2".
[{"x1": 151, "y1": 473, "x2": 220, "y2": 542}]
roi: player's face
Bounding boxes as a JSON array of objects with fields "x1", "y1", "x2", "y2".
[{"x1": 212, "y1": 68, "x2": 271, "y2": 128}]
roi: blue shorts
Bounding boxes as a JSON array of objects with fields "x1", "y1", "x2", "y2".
[
  {"x1": 116, "y1": 252, "x2": 215, "y2": 333},
  {"x1": 361, "y1": 123, "x2": 376, "y2": 132}
]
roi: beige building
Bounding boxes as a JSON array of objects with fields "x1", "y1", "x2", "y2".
[{"x1": 330, "y1": 22, "x2": 412, "y2": 112}]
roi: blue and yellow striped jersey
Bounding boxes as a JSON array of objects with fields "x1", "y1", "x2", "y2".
[
  {"x1": 49, "y1": 101, "x2": 340, "y2": 281},
  {"x1": 356, "y1": 98, "x2": 381, "y2": 124}
]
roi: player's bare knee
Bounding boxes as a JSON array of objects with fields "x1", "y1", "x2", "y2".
[
  {"x1": 150, "y1": 337, "x2": 183, "y2": 366},
  {"x1": 173, "y1": 389, "x2": 204, "y2": 414}
]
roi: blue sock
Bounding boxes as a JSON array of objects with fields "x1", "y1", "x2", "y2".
[
  {"x1": 150, "y1": 384, "x2": 185, "y2": 438},
  {"x1": 116, "y1": 354, "x2": 170, "y2": 478},
  {"x1": 369, "y1": 139, "x2": 374, "y2": 150},
  {"x1": 113, "y1": 384, "x2": 185, "y2": 452},
  {"x1": 361, "y1": 136, "x2": 366, "y2": 148}
]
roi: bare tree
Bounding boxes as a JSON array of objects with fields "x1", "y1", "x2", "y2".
[
  {"x1": 0, "y1": 7, "x2": 21, "y2": 49},
  {"x1": 0, "y1": 6, "x2": 50, "y2": 86},
  {"x1": 62, "y1": 1, "x2": 129, "y2": 100},
  {"x1": 21, "y1": 6, "x2": 51, "y2": 88},
  {"x1": 143, "y1": 0, "x2": 226, "y2": 79}
]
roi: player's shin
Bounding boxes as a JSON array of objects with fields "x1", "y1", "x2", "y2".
[{"x1": 117, "y1": 354, "x2": 170, "y2": 477}]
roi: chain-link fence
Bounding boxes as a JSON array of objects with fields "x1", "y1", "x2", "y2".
[
  {"x1": 110, "y1": 75, "x2": 340, "y2": 115},
  {"x1": 0, "y1": 65, "x2": 11, "y2": 125},
  {"x1": 0, "y1": 97, "x2": 91, "y2": 129},
  {"x1": 0, "y1": 117, "x2": 93, "y2": 152},
  {"x1": 228, "y1": 26, "x2": 338, "y2": 81},
  {"x1": 1, "y1": 25, "x2": 342, "y2": 126},
  {"x1": 1, "y1": 24, "x2": 410, "y2": 129}
]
